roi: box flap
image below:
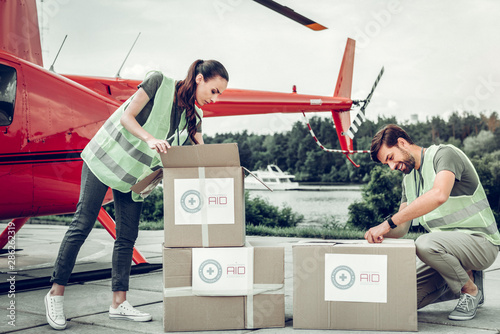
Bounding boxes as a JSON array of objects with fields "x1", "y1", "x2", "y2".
[
  {"x1": 294, "y1": 239, "x2": 415, "y2": 248},
  {"x1": 160, "y1": 143, "x2": 240, "y2": 168},
  {"x1": 130, "y1": 168, "x2": 163, "y2": 196}
]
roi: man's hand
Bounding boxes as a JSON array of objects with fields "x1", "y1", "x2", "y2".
[{"x1": 364, "y1": 221, "x2": 391, "y2": 243}]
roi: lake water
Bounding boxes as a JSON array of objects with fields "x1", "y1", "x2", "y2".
[{"x1": 247, "y1": 185, "x2": 363, "y2": 227}]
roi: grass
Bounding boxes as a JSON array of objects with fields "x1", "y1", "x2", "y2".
[
  {"x1": 247, "y1": 224, "x2": 364, "y2": 239},
  {"x1": 30, "y1": 216, "x2": 422, "y2": 240},
  {"x1": 97, "y1": 219, "x2": 423, "y2": 240},
  {"x1": 30, "y1": 215, "x2": 73, "y2": 224},
  {"x1": 246, "y1": 224, "x2": 422, "y2": 241},
  {"x1": 91, "y1": 220, "x2": 164, "y2": 230}
]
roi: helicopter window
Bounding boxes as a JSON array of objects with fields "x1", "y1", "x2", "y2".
[{"x1": 0, "y1": 64, "x2": 17, "y2": 126}]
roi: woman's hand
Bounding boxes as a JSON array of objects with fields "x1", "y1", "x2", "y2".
[
  {"x1": 146, "y1": 138, "x2": 170, "y2": 153},
  {"x1": 193, "y1": 132, "x2": 204, "y2": 145}
]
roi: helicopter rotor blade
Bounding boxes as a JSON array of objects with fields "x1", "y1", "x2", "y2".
[{"x1": 252, "y1": 0, "x2": 327, "y2": 31}]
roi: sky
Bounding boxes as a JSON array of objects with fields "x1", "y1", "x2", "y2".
[{"x1": 36, "y1": 0, "x2": 500, "y2": 136}]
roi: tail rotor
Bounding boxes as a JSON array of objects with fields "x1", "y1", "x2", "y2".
[{"x1": 346, "y1": 66, "x2": 385, "y2": 139}]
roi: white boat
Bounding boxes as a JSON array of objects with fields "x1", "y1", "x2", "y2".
[{"x1": 245, "y1": 164, "x2": 299, "y2": 190}]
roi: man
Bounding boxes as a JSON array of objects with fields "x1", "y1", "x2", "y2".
[{"x1": 364, "y1": 124, "x2": 500, "y2": 321}]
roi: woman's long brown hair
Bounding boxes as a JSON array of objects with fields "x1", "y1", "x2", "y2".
[{"x1": 175, "y1": 59, "x2": 229, "y2": 144}]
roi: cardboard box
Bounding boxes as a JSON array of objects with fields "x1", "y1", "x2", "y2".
[
  {"x1": 163, "y1": 244, "x2": 285, "y2": 332},
  {"x1": 132, "y1": 143, "x2": 245, "y2": 247},
  {"x1": 293, "y1": 239, "x2": 417, "y2": 332}
]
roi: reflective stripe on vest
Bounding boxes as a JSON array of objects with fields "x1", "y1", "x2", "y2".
[
  {"x1": 404, "y1": 144, "x2": 500, "y2": 245},
  {"x1": 102, "y1": 121, "x2": 153, "y2": 167},
  {"x1": 426, "y1": 197, "x2": 490, "y2": 229},
  {"x1": 87, "y1": 140, "x2": 138, "y2": 185}
]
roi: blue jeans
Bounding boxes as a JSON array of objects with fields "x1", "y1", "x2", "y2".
[{"x1": 50, "y1": 162, "x2": 143, "y2": 291}]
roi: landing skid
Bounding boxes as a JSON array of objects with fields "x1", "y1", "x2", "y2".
[{"x1": 0, "y1": 207, "x2": 148, "y2": 264}]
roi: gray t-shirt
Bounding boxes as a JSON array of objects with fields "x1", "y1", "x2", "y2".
[
  {"x1": 134, "y1": 71, "x2": 201, "y2": 144},
  {"x1": 401, "y1": 146, "x2": 478, "y2": 203}
]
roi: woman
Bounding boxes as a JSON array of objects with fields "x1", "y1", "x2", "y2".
[{"x1": 44, "y1": 60, "x2": 229, "y2": 330}]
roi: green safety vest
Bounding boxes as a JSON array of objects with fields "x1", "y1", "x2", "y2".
[
  {"x1": 81, "y1": 74, "x2": 202, "y2": 201},
  {"x1": 404, "y1": 144, "x2": 500, "y2": 245}
]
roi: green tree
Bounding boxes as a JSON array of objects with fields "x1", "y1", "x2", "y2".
[
  {"x1": 448, "y1": 112, "x2": 463, "y2": 140},
  {"x1": 204, "y1": 109, "x2": 498, "y2": 188},
  {"x1": 471, "y1": 151, "x2": 500, "y2": 227},
  {"x1": 481, "y1": 111, "x2": 500, "y2": 134},
  {"x1": 430, "y1": 116, "x2": 449, "y2": 144},
  {"x1": 347, "y1": 165, "x2": 403, "y2": 230},
  {"x1": 462, "y1": 111, "x2": 484, "y2": 137},
  {"x1": 463, "y1": 130, "x2": 496, "y2": 158}
]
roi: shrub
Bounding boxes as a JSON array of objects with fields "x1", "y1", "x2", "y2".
[
  {"x1": 245, "y1": 191, "x2": 303, "y2": 227},
  {"x1": 347, "y1": 165, "x2": 403, "y2": 230},
  {"x1": 104, "y1": 187, "x2": 164, "y2": 222}
]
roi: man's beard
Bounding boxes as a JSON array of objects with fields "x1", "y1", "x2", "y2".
[{"x1": 397, "y1": 146, "x2": 416, "y2": 174}]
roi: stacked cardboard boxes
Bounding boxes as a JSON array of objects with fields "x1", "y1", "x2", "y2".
[
  {"x1": 133, "y1": 143, "x2": 285, "y2": 332},
  {"x1": 163, "y1": 246, "x2": 284, "y2": 331}
]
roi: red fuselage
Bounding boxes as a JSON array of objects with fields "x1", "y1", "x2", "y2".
[{"x1": 0, "y1": 52, "x2": 118, "y2": 219}]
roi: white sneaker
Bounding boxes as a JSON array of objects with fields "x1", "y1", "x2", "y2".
[
  {"x1": 44, "y1": 291, "x2": 67, "y2": 330},
  {"x1": 109, "y1": 300, "x2": 152, "y2": 322}
]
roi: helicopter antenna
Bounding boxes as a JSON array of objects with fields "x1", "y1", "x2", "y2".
[
  {"x1": 115, "y1": 32, "x2": 141, "y2": 78},
  {"x1": 49, "y1": 35, "x2": 68, "y2": 72}
]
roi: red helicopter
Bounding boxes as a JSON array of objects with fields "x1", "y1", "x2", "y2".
[{"x1": 0, "y1": 0, "x2": 383, "y2": 259}]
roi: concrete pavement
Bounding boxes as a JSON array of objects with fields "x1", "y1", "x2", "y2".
[{"x1": 1, "y1": 223, "x2": 499, "y2": 333}]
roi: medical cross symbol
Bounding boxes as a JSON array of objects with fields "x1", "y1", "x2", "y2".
[
  {"x1": 331, "y1": 265, "x2": 355, "y2": 290},
  {"x1": 199, "y1": 259, "x2": 222, "y2": 284},
  {"x1": 180, "y1": 190, "x2": 202, "y2": 213}
]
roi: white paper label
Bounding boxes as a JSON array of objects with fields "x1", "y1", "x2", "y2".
[
  {"x1": 324, "y1": 253, "x2": 387, "y2": 303},
  {"x1": 192, "y1": 247, "x2": 253, "y2": 296},
  {"x1": 174, "y1": 178, "x2": 234, "y2": 225}
]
